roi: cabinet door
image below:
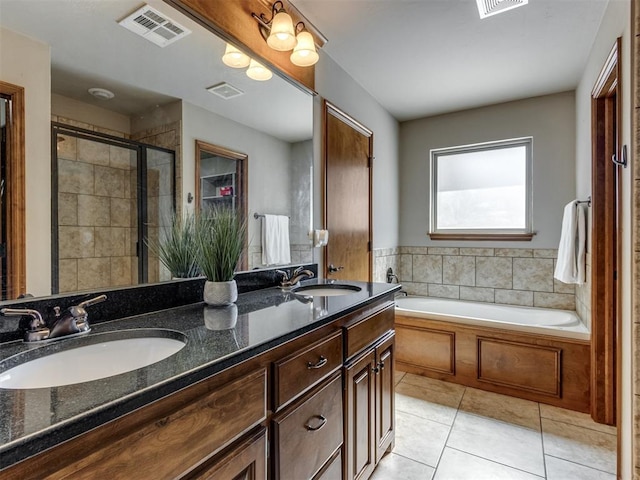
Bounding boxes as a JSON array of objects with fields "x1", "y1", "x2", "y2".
[
  {"x1": 375, "y1": 333, "x2": 395, "y2": 462},
  {"x1": 187, "y1": 427, "x2": 267, "y2": 480},
  {"x1": 344, "y1": 349, "x2": 376, "y2": 480}
]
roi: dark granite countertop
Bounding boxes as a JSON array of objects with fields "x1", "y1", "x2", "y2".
[{"x1": 0, "y1": 279, "x2": 399, "y2": 470}]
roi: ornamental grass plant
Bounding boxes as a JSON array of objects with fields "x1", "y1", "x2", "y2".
[
  {"x1": 194, "y1": 205, "x2": 247, "y2": 282},
  {"x1": 145, "y1": 211, "x2": 200, "y2": 279}
]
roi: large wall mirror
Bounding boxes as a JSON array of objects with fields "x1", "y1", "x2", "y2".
[{"x1": 0, "y1": 0, "x2": 314, "y2": 301}]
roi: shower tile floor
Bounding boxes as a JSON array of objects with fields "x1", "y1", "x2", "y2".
[{"x1": 371, "y1": 371, "x2": 617, "y2": 480}]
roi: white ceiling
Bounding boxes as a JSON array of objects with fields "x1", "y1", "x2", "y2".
[
  {"x1": 0, "y1": 0, "x2": 313, "y2": 143},
  {"x1": 0, "y1": 0, "x2": 612, "y2": 130},
  {"x1": 295, "y1": 0, "x2": 611, "y2": 121}
]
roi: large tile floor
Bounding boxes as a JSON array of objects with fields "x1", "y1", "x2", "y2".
[{"x1": 371, "y1": 371, "x2": 617, "y2": 480}]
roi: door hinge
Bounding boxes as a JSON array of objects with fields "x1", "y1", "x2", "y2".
[
  {"x1": 367, "y1": 241, "x2": 371, "y2": 252},
  {"x1": 614, "y1": 270, "x2": 617, "y2": 281},
  {"x1": 0, "y1": 243, "x2": 5, "y2": 258},
  {"x1": 368, "y1": 156, "x2": 374, "y2": 168}
]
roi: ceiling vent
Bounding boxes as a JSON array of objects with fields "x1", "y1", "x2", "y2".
[
  {"x1": 476, "y1": 0, "x2": 528, "y2": 19},
  {"x1": 118, "y1": 4, "x2": 191, "y2": 47},
  {"x1": 206, "y1": 83, "x2": 244, "y2": 100}
]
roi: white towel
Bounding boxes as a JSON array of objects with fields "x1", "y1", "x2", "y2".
[
  {"x1": 554, "y1": 200, "x2": 586, "y2": 284},
  {"x1": 261, "y1": 214, "x2": 291, "y2": 266}
]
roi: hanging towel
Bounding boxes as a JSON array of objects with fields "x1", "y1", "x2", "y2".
[
  {"x1": 261, "y1": 214, "x2": 291, "y2": 266},
  {"x1": 554, "y1": 200, "x2": 586, "y2": 284}
]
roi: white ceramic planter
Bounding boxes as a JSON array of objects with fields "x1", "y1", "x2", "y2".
[{"x1": 203, "y1": 280, "x2": 238, "y2": 306}]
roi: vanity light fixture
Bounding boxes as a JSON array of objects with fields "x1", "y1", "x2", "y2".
[
  {"x1": 222, "y1": 43, "x2": 251, "y2": 68},
  {"x1": 290, "y1": 23, "x2": 319, "y2": 67},
  {"x1": 252, "y1": 1, "x2": 321, "y2": 67},
  {"x1": 246, "y1": 58, "x2": 273, "y2": 81}
]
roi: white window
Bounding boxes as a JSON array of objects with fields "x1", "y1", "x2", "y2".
[{"x1": 430, "y1": 137, "x2": 533, "y2": 239}]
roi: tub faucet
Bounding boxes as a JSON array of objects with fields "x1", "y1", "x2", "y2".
[
  {"x1": 386, "y1": 267, "x2": 399, "y2": 283},
  {"x1": 277, "y1": 267, "x2": 315, "y2": 288}
]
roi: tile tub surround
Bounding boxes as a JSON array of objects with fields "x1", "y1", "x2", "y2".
[
  {"x1": 398, "y1": 247, "x2": 577, "y2": 310},
  {"x1": 371, "y1": 371, "x2": 617, "y2": 480},
  {"x1": 0, "y1": 276, "x2": 398, "y2": 470}
]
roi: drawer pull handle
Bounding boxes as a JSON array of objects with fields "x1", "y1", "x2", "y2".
[
  {"x1": 305, "y1": 415, "x2": 327, "y2": 431},
  {"x1": 307, "y1": 356, "x2": 328, "y2": 369}
]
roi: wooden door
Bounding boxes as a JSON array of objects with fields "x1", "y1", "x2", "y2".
[
  {"x1": 323, "y1": 101, "x2": 372, "y2": 281},
  {"x1": 375, "y1": 334, "x2": 395, "y2": 463},
  {"x1": 344, "y1": 349, "x2": 376, "y2": 480},
  {"x1": 590, "y1": 39, "x2": 621, "y2": 427}
]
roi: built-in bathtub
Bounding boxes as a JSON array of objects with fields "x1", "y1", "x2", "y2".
[
  {"x1": 394, "y1": 296, "x2": 591, "y2": 413},
  {"x1": 395, "y1": 296, "x2": 590, "y2": 340}
]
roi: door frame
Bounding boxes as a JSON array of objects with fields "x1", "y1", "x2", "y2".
[
  {"x1": 590, "y1": 38, "x2": 621, "y2": 429},
  {"x1": 322, "y1": 100, "x2": 373, "y2": 281},
  {"x1": 0, "y1": 81, "x2": 26, "y2": 300}
]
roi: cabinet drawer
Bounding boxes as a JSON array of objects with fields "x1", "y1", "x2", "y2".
[
  {"x1": 273, "y1": 373, "x2": 343, "y2": 480},
  {"x1": 47, "y1": 369, "x2": 267, "y2": 479},
  {"x1": 274, "y1": 331, "x2": 342, "y2": 410},
  {"x1": 343, "y1": 304, "x2": 394, "y2": 359}
]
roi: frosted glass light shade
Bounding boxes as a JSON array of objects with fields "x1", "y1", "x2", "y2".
[
  {"x1": 222, "y1": 43, "x2": 250, "y2": 68},
  {"x1": 246, "y1": 59, "x2": 272, "y2": 81},
  {"x1": 290, "y1": 30, "x2": 319, "y2": 67},
  {"x1": 267, "y1": 10, "x2": 296, "y2": 51}
]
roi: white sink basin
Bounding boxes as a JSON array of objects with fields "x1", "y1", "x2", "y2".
[
  {"x1": 0, "y1": 330, "x2": 186, "y2": 389},
  {"x1": 293, "y1": 284, "x2": 362, "y2": 297}
]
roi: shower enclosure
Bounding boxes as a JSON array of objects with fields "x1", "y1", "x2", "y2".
[{"x1": 52, "y1": 124, "x2": 175, "y2": 294}]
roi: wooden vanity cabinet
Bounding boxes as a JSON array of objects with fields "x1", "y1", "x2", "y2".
[
  {"x1": 342, "y1": 303, "x2": 396, "y2": 480},
  {"x1": 2, "y1": 295, "x2": 397, "y2": 480}
]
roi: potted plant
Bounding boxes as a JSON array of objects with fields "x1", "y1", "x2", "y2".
[
  {"x1": 145, "y1": 212, "x2": 200, "y2": 279},
  {"x1": 194, "y1": 205, "x2": 247, "y2": 306}
]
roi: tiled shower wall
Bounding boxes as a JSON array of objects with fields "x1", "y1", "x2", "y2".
[
  {"x1": 375, "y1": 247, "x2": 577, "y2": 311},
  {"x1": 54, "y1": 116, "x2": 137, "y2": 293}
]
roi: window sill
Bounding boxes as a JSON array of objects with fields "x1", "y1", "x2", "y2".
[{"x1": 428, "y1": 233, "x2": 536, "y2": 241}]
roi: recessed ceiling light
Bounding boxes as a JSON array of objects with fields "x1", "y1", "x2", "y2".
[
  {"x1": 88, "y1": 88, "x2": 115, "y2": 100},
  {"x1": 476, "y1": 0, "x2": 528, "y2": 19}
]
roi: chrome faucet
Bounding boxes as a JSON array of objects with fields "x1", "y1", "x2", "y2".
[
  {"x1": 277, "y1": 267, "x2": 315, "y2": 289},
  {"x1": 1, "y1": 294, "x2": 107, "y2": 342},
  {"x1": 386, "y1": 267, "x2": 399, "y2": 283}
]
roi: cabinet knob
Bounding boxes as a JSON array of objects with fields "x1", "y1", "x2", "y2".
[
  {"x1": 305, "y1": 415, "x2": 327, "y2": 431},
  {"x1": 372, "y1": 365, "x2": 380, "y2": 374},
  {"x1": 307, "y1": 356, "x2": 328, "y2": 370}
]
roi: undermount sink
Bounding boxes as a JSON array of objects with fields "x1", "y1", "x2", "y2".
[
  {"x1": 293, "y1": 284, "x2": 362, "y2": 297},
  {"x1": 0, "y1": 329, "x2": 187, "y2": 389}
]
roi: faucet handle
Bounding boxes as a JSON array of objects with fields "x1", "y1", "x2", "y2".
[
  {"x1": 1, "y1": 308, "x2": 50, "y2": 342},
  {"x1": 77, "y1": 294, "x2": 107, "y2": 310},
  {"x1": 276, "y1": 270, "x2": 289, "y2": 282}
]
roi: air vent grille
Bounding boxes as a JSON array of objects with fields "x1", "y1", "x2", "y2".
[
  {"x1": 206, "y1": 83, "x2": 244, "y2": 100},
  {"x1": 119, "y1": 5, "x2": 191, "y2": 47},
  {"x1": 476, "y1": 0, "x2": 528, "y2": 19}
]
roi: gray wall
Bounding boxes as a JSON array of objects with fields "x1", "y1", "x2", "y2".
[
  {"x1": 314, "y1": 52, "x2": 401, "y2": 250},
  {"x1": 399, "y1": 91, "x2": 576, "y2": 249}
]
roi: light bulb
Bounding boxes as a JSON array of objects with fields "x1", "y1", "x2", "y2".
[
  {"x1": 222, "y1": 43, "x2": 250, "y2": 68},
  {"x1": 290, "y1": 30, "x2": 319, "y2": 67},
  {"x1": 246, "y1": 59, "x2": 272, "y2": 81},
  {"x1": 267, "y1": 10, "x2": 296, "y2": 51}
]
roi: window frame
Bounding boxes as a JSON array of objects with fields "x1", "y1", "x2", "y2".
[{"x1": 429, "y1": 137, "x2": 534, "y2": 241}]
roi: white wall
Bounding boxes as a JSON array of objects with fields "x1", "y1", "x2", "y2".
[
  {"x1": 0, "y1": 28, "x2": 51, "y2": 297},
  {"x1": 314, "y1": 52, "x2": 400, "y2": 250},
  {"x1": 574, "y1": 0, "x2": 632, "y2": 476},
  {"x1": 399, "y1": 92, "x2": 576, "y2": 249},
  {"x1": 181, "y1": 101, "x2": 293, "y2": 254},
  {"x1": 52, "y1": 94, "x2": 131, "y2": 134}
]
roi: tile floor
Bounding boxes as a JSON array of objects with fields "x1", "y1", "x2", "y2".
[{"x1": 371, "y1": 371, "x2": 617, "y2": 480}]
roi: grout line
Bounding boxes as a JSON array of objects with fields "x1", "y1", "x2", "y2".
[
  {"x1": 538, "y1": 416, "x2": 618, "y2": 436},
  {"x1": 538, "y1": 402, "x2": 548, "y2": 480},
  {"x1": 444, "y1": 446, "x2": 546, "y2": 479},
  {"x1": 396, "y1": 408, "x2": 454, "y2": 428},
  {"x1": 432, "y1": 385, "x2": 466, "y2": 475},
  {"x1": 544, "y1": 454, "x2": 617, "y2": 476},
  {"x1": 389, "y1": 451, "x2": 438, "y2": 470}
]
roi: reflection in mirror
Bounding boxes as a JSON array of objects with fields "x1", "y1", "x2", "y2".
[{"x1": 0, "y1": 0, "x2": 313, "y2": 301}]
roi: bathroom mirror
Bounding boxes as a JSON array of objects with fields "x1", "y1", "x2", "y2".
[{"x1": 0, "y1": 0, "x2": 313, "y2": 299}]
